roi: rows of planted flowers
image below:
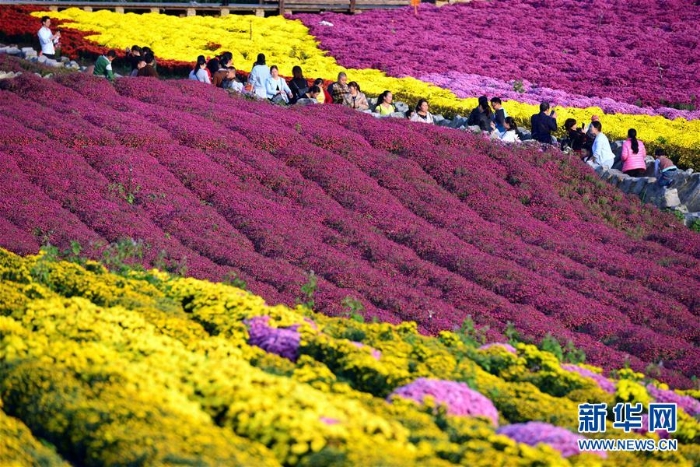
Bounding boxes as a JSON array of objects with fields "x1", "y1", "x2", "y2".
[
  {"x1": 1, "y1": 5, "x2": 700, "y2": 167},
  {"x1": 1, "y1": 248, "x2": 699, "y2": 465},
  {"x1": 1, "y1": 64, "x2": 699, "y2": 387}
]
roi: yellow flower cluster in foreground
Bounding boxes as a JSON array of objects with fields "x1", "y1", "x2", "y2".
[
  {"x1": 1, "y1": 248, "x2": 699, "y2": 466},
  {"x1": 35, "y1": 9, "x2": 700, "y2": 167}
]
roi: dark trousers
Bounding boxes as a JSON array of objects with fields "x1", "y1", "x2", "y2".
[
  {"x1": 43, "y1": 53, "x2": 55, "y2": 59},
  {"x1": 623, "y1": 168, "x2": 646, "y2": 177}
]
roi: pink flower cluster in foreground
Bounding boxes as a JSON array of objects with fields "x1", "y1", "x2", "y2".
[
  {"x1": 478, "y1": 343, "x2": 517, "y2": 354},
  {"x1": 1, "y1": 67, "x2": 699, "y2": 388},
  {"x1": 561, "y1": 364, "x2": 615, "y2": 394},
  {"x1": 497, "y1": 421, "x2": 605, "y2": 458},
  {"x1": 646, "y1": 384, "x2": 700, "y2": 417},
  {"x1": 245, "y1": 315, "x2": 301, "y2": 361},
  {"x1": 295, "y1": 0, "x2": 700, "y2": 108},
  {"x1": 389, "y1": 378, "x2": 499, "y2": 425}
]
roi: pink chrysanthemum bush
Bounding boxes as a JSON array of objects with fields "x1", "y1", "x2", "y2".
[
  {"x1": 497, "y1": 421, "x2": 606, "y2": 459},
  {"x1": 388, "y1": 378, "x2": 500, "y2": 425}
]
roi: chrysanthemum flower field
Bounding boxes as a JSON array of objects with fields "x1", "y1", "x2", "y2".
[
  {"x1": 1, "y1": 1, "x2": 700, "y2": 167},
  {"x1": 1, "y1": 2, "x2": 700, "y2": 462},
  {"x1": 1, "y1": 248, "x2": 699, "y2": 466}
]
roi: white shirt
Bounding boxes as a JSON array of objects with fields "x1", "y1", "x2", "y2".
[
  {"x1": 410, "y1": 112, "x2": 434, "y2": 124},
  {"x1": 189, "y1": 68, "x2": 211, "y2": 84},
  {"x1": 248, "y1": 64, "x2": 271, "y2": 99},
  {"x1": 38, "y1": 26, "x2": 57, "y2": 55},
  {"x1": 591, "y1": 132, "x2": 615, "y2": 169},
  {"x1": 499, "y1": 129, "x2": 520, "y2": 143}
]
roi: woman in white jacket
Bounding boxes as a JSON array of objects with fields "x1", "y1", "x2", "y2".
[
  {"x1": 491, "y1": 116, "x2": 521, "y2": 143},
  {"x1": 409, "y1": 99, "x2": 434, "y2": 124},
  {"x1": 265, "y1": 65, "x2": 293, "y2": 104},
  {"x1": 248, "y1": 53, "x2": 270, "y2": 99}
]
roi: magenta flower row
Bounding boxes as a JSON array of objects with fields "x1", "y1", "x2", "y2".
[{"x1": 1, "y1": 70, "x2": 699, "y2": 389}]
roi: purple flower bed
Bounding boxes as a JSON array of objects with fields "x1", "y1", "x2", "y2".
[
  {"x1": 245, "y1": 315, "x2": 301, "y2": 361},
  {"x1": 646, "y1": 384, "x2": 700, "y2": 417},
  {"x1": 497, "y1": 421, "x2": 605, "y2": 458},
  {"x1": 389, "y1": 378, "x2": 499, "y2": 424},
  {"x1": 295, "y1": 0, "x2": 700, "y2": 108},
  {"x1": 1, "y1": 71, "x2": 700, "y2": 388},
  {"x1": 561, "y1": 364, "x2": 615, "y2": 394}
]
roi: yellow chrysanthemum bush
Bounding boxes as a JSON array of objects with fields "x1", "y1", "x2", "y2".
[
  {"x1": 1, "y1": 247, "x2": 699, "y2": 466},
  {"x1": 32, "y1": 8, "x2": 700, "y2": 167}
]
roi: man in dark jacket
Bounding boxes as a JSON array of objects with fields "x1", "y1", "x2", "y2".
[{"x1": 531, "y1": 102, "x2": 557, "y2": 144}]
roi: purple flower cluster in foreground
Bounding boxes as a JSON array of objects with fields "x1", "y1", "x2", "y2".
[
  {"x1": 646, "y1": 384, "x2": 700, "y2": 417},
  {"x1": 295, "y1": 0, "x2": 700, "y2": 108},
  {"x1": 497, "y1": 422, "x2": 605, "y2": 458},
  {"x1": 245, "y1": 316, "x2": 301, "y2": 361},
  {"x1": 419, "y1": 71, "x2": 700, "y2": 121},
  {"x1": 1, "y1": 68, "x2": 700, "y2": 388},
  {"x1": 478, "y1": 343, "x2": 517, "y2": 354},
  {"x1": 561, "y1": 364, "x2": 615, "y2": 394},
  {"x1": 389, "y1": 378, "x2": 499, "y2": 425}
]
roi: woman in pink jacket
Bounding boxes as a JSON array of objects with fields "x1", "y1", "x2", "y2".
[{"x1": 621, "y1": 128, "x2": 647, "y2": 177}]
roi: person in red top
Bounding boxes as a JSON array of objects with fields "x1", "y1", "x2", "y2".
[{"x1": 620, "y1": 128, "x2": 647, "y2": 177}]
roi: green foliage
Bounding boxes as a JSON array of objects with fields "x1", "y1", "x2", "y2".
[
  {"x1": 503, "y1": 321, "x2": 520, "y2": 345},
  {"x1": 539, "y1": 333, "x2": 563, "y2": 361},
  {"x1": 153, "y1": 250, "x2": 188, "y2": 278},
  {"x1": 101, "y1": 238, "x2": 146, "y2": 276},
  {"x1": 456, "y1": 316, "x2": 489, "y2": 347},
  {"x1": 512, "y1": 80, "x2": 525, "y2": 94},
  {"x1": 691, "y1": 218, "x2": 700, "y2": 232},
  {"x1": 341, "y1": 296, "x2": 365, "y2": 323},
  {"x1": 298, "y1": 270, "x2": 318, "y2": 310},
  {"x1": 223, "y1": 271, "x2": 248, "y2": 291}
]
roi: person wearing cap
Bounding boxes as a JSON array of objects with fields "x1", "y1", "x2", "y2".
[
  {"x1": 588, "y1": 121, "x2": 615, "y2": 169},
  {"x1": 530, "y1": 102, "x2": 557, "y2": 144},
  {"x1": 653, "y1": 148, "x2": 678, "y2": 187}
]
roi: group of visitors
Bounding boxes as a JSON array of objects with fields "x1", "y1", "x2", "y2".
[{"x1": 39, "y1": 12, "x2": 674, "y2": 187}]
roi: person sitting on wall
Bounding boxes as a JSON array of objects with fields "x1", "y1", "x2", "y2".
[
  {"x1": 562, "y1": 118, "x2": 588, "y2": 156},
  {"x1": 587, "y1": 121, "x2": 615, "y2": 169},
  {"x1": 375, "y1": 90, "x2": 396, "y2": 116},
  {"x1": 189, "y1": 55, "x2": 211, "y2": 84},
  {"x1": 329, "y1": 72, "x2": 350, "y2": 104},
  {"x1": 410, "y1": 99, "x2": 434, "y2": 124},
  {"x1": 296, "y1": 86, "x2": 322, "y2": 106},
  {"x1": 94, "y1": 49, "x2": 117, "y2": 81},
  {"x1": 343, "y1": 81, "x2": 370, "y2": 111},
  {"x1": 467, "y1": 96, "x2": 493, "y2": 133},
  {"x1": 621, "y1": 128, "x2": 647, "y2": 177},
  {"x1": 653, "y1": 148, "x2": 678, "y2": 187},
  {"x1": 490, "y1": 97, "x2": 508, "y2": 133},
  {"x1": 265, "y1": 65, "x2": 293, "y2": 104},
  {"x1": 137, "y1": 52, "x2": 159, "y2": 78}
]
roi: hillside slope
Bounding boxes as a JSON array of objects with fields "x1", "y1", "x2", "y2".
[{"x1": 0, "y1": 66, "x2": 699, "y2": 387}]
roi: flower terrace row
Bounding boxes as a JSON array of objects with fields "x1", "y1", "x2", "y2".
[
  {"x1": 1, "y1": 6, "x2": 700, "y2": 167},
  {"x1": 0, "y1": 249, "x2": 698, "y2": 465},
  {"x1": 1, "y1": 68, "x2": 699, "y2": 386}
]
